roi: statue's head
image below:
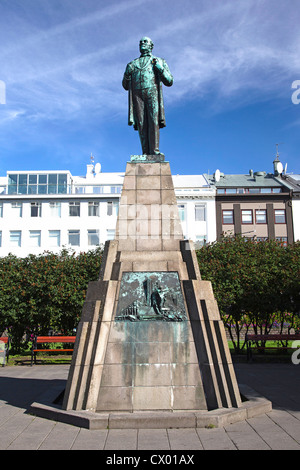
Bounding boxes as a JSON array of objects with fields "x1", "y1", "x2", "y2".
[{"x1": 139, "y1": 37, "x2": 154, "y2": 54}]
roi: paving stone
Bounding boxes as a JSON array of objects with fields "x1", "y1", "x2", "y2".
[
  {"x1": 267, "y1": 408, "x2": 300, "y2": 444},
  {"x1": 137, "y1": 429, "x2": 170, "y2": 450},
  {"x1": 71, "y1": 428, "x2": 108, "y2": 450},
  {"x1": 6, "y1": 416, "x2": 56, "y2": 450},
  {"x1": 247, "y1": 414, "x2": 300, "y2": 450},
  {"x1": 39, "y1": 421, "x2": 80, "y2": 450},
  {"x1": 167, "y1": 428, "x2": 204, "y2": 450},
  {"x1": 196, "y1": 428, "x2": 237, "y2": 450},
  {"x1": 224, "y1": 420, "x2": 270, "y2": 450},
  {"x1": 0, "y1": 410, "x2": 34, "y2": 450},
  {"x1": 104, "y1": 429, "x2": 138, "y2": 450}
]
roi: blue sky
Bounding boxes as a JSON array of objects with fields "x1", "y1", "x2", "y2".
[{"x1": 0, "y1": 0, "x2": 299, "y2": 177}]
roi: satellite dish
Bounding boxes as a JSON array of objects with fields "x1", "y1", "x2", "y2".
[
  {"x1": 94, "y1": 162, "x2": 101, "y2": 174},
  {"x1": 214, "y1": 169, "x2": 221, "y2": 182},
  {"x1": 277, "y1": 161, "x2": 283, "y2": 174}
]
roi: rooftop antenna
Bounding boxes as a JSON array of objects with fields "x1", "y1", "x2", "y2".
[
  {"x1": 274, "y1": 143, "x2": 284, "y2": 175},
  {"x1": 275, "y1": 142, "x2": 283, "y2": 160},
  {"x1": 90, "y1": 153, "x2": 95, "y2": 165}
]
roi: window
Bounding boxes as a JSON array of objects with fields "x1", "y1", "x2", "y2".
[
  {"x1": 88, "y1": 202, "x2": 99, "y2": 217},
  {"x1": 10, "y1": 230, "x2": 21, "y2": 247},
  {"x1": 11, "y1": 202, "x2": 22, "y2": 217},
  {"x1": 195, "y1": 235, "x2": 206, "y2": 248},
  {"x1": 49, "y1": 202, "x2": 61, "y2": 217},
  {"x1": 178, "y1": 204, "x2": 185, "y2": 221},
  {"x1": 31, "y1": 202, "x2": 42, "y2": 217},
  {"x1": 276, "y1": 237, "x2": 288, "y2": 247},
  {"x1": 107, "y1": 229, "x2": 115, "y2": 240},
  {"x1": 195, "y1": 204, "x2": 206, "y2": 222},
  {"x1": 38, "y1": 174, "x2": 47, "y2": 194},
  {"x1": 0, "y1": 203, "x2": 3, "y2": 217},
  {"x1": 222, "y1": 210, "x2": 234, "y2": 224},
  {"x1": 274, "y1": 209, "x2": 286, "y2": 224},
  {"x1": 93, "y1": 186, "x2": 104, "y2": 194},
  {"x1": 28, "y1": 174, "x2": 37, "y2": 194},
  {"x1": 18, "y1": 174, "x2": 27, "y2": 194},
  {"x1": 107, "y1": 201, "x2": 119, "y2": 216},
  {"x1": 88, "y1": 230, "x2": 100, "y2": 246},
  {"x1": 226, "y1": 188, "x2": 237, "y2": 194},
  {"x1": 248, "y1": 188, "x2": 260, "y2": 194},
  {"x1": 0, "y1": 231, "x2": 2, "y2": 247},
  {"x1": 255, "y1": 209, "x2": 267, "y2": 224},
  {"x1": 69, "y1": 202, "x2": 80, "y2": 217},
  {"x1": 241, "y1": 210, "x2": 253, "y2": 224},
  {"x1": 68, "y1": 230, "x2": 80, "y2": 246},
  {"x1": 110, "y1": 186, "x2": 122, "y2": 194},
  {"x1": 256, "y1": 237, "x2": 268, "y2": 242},
  {"x1": 49, "y1": 230, "x2": 60, "y2": 247},
  {"x1": 29, "y1": 230, "x2": 41, "y2": 247}
]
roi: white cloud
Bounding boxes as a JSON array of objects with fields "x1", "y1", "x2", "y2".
[{"x1": 1, "y1": 0, "x2": 299, "y2": 123}]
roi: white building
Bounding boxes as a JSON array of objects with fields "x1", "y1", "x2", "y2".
[
  {"x1": 283, "y1": 174, "x2": 300, "y2": 242},
  {"x1": 0, "y1": 162, "x2": 216, "y2": 257}
]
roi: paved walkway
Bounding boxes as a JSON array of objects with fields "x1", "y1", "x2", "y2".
[{"x1": 0, "y1": 363, "x2": 300, "y2": 450}]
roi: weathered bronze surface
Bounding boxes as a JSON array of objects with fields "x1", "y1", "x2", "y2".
[
  {"x1": 115, "y1": 272, "x2": 187, "y2": 321},
  {"x1": 122, "y1": 37, "x2": 173, "y2": 156}
]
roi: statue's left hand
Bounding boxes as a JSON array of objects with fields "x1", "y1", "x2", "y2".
[{"x1": 153, "y1": 58, "x2": 164, "y2": 73}]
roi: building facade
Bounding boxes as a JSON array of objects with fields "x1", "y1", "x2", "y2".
[
  {"x1": 0, "y1": 163, "x2": 216, "y2": 257},
  {"x1": 282, "y1": 173, "x2": 300, "y2": 242},
  {"x1": 205, "y1": 158, "x2": 295, "y2": 245},
  {"x1": 0, "y1": 157, "x2": 297, "y2": 257}
]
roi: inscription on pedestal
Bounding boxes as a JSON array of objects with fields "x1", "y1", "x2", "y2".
[{"x1": 115, "y1": 272, "x2": 187, "y2": 322}]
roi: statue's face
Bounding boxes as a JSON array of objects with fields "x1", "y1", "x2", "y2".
[{"x1": 139, "y1": 37, "x2": 153, "y2": 54}]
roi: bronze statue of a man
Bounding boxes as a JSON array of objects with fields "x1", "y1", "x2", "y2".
[{"x1": 122, "y1": 37, "x2": 173, "y2": 155}]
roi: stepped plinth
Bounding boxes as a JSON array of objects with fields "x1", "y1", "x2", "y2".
[{"x1": 62, "y1": 157, "x2": 242, "y2": 413}]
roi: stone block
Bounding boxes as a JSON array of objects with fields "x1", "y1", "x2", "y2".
[
  {"x1": 108, "y1": 411, "x2": 196, "y2": 429},
  {"x1": 136, "y1": 238, "x2": 162, "y2": 251},
  {"x1": 104, "y1": 341, "x2": 133, "y2": 365},
  {"x1": 173, "y1": 386, "x2": 207, "y2": 411},
  {"x1": 133, "y1": 341, "x2": 171, "y2": 364},
  {"x1": 161, "y1": 189, "x2": 177, "y2": 205},
  {"x1": 117, "y1": 238, "x2": 136, "y2": 251},
  {"x1": 118, "y1": 204, "x2": 137, "y2": 220},
  {"x1": 167, "y1": 260, "x2": 189, "y2": 280},
  {"x1": 135, "y1": 162, "x2": 161, "y2": 175},
  {"x1": 171, "y1": 363, "x2": 203, "y2": 386},
  {"x1": 160, "y1": 162, "x2": 172, "y2": 175},
  {"x1": 136, "y1": 175, "x2": 161, "y2": 190},
  {"x1": 137, "y1": 189, "x2": 161, "y2": 205},
  {"x1": 134, "y1": 364, "x2": 172, "y2": 387},
  {"x1": 133, "y1": 386, "x2": 172, "y2": 410},
  {"x1": 115, "y1": 219, "x2": 136, "y2": 238},
  {"x1": 101, "y1": 281, "x2": 118, "y2": 322},
  {"x1": 161, "y1": 204, "x2": 179, "y2": 219},
  {"x1": 97, "y1": 386, "x2": 132, "y2": 412},
  {"x1": 120, "y1": 189, "x2": 136, "y2": 205},
  {"x1": 162, "y1": 239, "x2": 181, "y2": 251},
  {"x1": 132, "y1": 260, "x2": 168, "y2": 272},
  {"x1": 161, "y1": 175, "x2": 174, "y2": 189},
  {"x1": 100, "y1": 364, "x2": 133, "y2": 387},
  {"x1": 125, "y1": 162, "x2": 136, "y2": 176},
  {"x1": 93, "y1": 321, "x2": 112, "y2": 365},
  {"x1": 122, "y1": 175, "x2": 136, "y2": 190},
  {"x1": 170, "y1": 341, "x2": 198, "y2": 364}
]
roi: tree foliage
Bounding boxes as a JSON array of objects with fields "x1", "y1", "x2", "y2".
[
  {"x1": 0, "y1": 248, "x2": 102, "y2": 352},
  {"x1": 197, "y1": 236, "x2": 300, "y2": 352}
]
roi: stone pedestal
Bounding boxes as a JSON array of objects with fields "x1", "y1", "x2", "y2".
[{"x1": 62, "y1": 157, "x2": 242, "y2": 413}]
